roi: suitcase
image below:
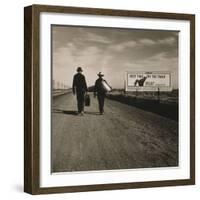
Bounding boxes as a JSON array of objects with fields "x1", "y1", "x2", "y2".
[
  {"x1": 102, "y1": 80, "x2": 112, "y2": 92},
  {"x1": 85, "y1": 94, "x2": 90, "y2": 106}
]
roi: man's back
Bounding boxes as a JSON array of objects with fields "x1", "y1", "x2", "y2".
[
  {"x1": 73, "y1": 73, "x2": 87, "y2": 92},
  {"x1": 94, "y1": 78, "x2": 106, "y2": 94}
]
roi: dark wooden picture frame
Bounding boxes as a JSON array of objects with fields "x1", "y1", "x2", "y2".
[{"x1": 24, "y1": 4, "x2": 195, "y2": 195}]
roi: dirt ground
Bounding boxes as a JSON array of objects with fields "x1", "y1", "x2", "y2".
[{"x1": 52, "y1": 93, "x2": 178, "y2": 173}]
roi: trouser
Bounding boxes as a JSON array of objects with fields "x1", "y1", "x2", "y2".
[
  {"x1": 76, "y1": 91, "x2": 85, "y2": 113},
  {"x1": 97, "y1": 93, "x2": 105, "y2": 113}
]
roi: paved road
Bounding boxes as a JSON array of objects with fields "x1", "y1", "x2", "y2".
[{"x1": 52, "y1": 93, "x2": 178, "y2": 173}]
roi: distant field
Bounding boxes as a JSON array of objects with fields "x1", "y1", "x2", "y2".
[
  {"x1": 52, "y1": 88, "x2": 72, "y2": 97},
  {"x1": 106, "y1": 89, "x2": 178, "y2": 121},
  {"x1": 109, "y1": 89, "x2": 178, "y2": 104}
]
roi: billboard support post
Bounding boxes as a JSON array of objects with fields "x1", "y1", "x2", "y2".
[
  {"x1": 157, "y1": 87, "x2": 160, "y2": 103},
  {"x1": 136, "y1": 88, "x2": 138, "y2": 97}
]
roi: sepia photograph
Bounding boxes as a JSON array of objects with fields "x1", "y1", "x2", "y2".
[{"x1": 51, "y1": 25, "x2": 179, "y2": 173}]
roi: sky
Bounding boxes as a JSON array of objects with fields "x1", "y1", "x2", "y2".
[{"x1": 52, "y1": 25, "x2": 178, "y2": 89}]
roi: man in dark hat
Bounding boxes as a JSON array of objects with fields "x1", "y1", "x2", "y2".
[
  {"x1": 72, "y1": 67, "x2": 88, "y2": 115},
  {"x1": 94, "y1": 72, "x2": 111, "y2": 115}
]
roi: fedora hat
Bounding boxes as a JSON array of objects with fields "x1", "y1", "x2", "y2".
[
  {"x1": 77, "y1": 67, "x2": 83, "y2": 72},
  {"x1": 97, "y1": 72, "x2": 104, "y2": 77}
]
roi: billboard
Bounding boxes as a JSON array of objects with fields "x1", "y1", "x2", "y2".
[{"x1": 125, "y1": 72, "x2": 172, "y2": 91}]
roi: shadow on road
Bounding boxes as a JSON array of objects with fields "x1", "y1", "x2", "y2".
[
  {"x1": 53, "y1": 109, "x2": 77, "y2": 115},
  {"x1": 53, "y1": 109, "x2": 100, "y2": 116},
  {"x1": 84, "y1": 111, "x2": 100, "y2": 115}
]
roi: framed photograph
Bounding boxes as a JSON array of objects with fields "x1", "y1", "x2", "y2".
[{"x1": 24, "y1": 4, "x2": 195, "y2": 194}]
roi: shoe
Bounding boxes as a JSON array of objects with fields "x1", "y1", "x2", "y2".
[{"x1": 81, "y1": 111, "x2": 84, "y2": 116}]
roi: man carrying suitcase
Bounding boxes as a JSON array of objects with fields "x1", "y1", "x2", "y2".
[
  {"x1": 94, "y1": 72, "x2": 111, "y2": 115},
  {"x1": 72, "y1": 67, "x2": 88, "y2": 115}
]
